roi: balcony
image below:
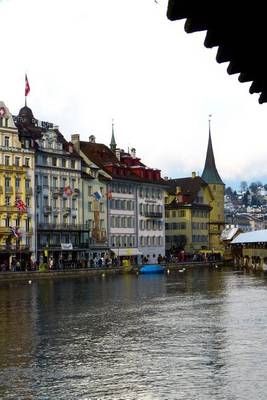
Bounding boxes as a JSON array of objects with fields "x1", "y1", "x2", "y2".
[
  {"x1": 5, "y1": 187, "x2": 13, "y2": 194},
  {"x1": 0, "y1": 227, "x2": 12, "y2": 234},
  {"x1": 72, "y1": 188, "x2": 80, "y2": 196},
  {"x1": 144, "y1": 211, "x2": 163, "y2": 218},
  {"x1": 37, "y1": 223, "x2": 89, "y2": 231},
  {"x1": 0, "y1": 244, "x2": 30, "y2": 253},
  {"x1": 0, "y1": 205, "x2": 27, "y2": 213},
  {"x1": 44, "y1": 205, "x2": 52, "y2": 213},
  {"x1": 52, "y1": 187, "x2": 61, "y2": 196}
]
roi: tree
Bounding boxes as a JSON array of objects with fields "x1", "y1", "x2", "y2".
[
  {"x1": 249, "y1": 182, "x2": 259, "y2": 194},
  {"x1": 240, "y1": 181, "x2": 248, "y2": 192},
  {"x1": 225, "y1": 186, "x2": 233, "y2": 197}
]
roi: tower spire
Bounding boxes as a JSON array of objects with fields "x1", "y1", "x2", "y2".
[
  {"x1": 110, "y1": 118, "x2": 117, "y2": 152},
  {"x1": 201, "y1": 116, "x2": 224, "y2": 185}
]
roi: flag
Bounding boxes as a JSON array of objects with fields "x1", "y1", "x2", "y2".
[
  {"x1": 25, "y1": 74, "x2": 30, "y2": 97},
  {"x1": 15, "y1": 198, "x2": 26, "y2": 211},
  {"x1": 10, "y1": 226, "x2": 21, "y2": 238},
  {"x1": 106, "y1": 190, "x2": 112, "y2": 200},
  {"x1": 63, "y1": 186, "x2": 73, "y2": 196},
  {"x1": 93, "y1": 191, "x2": 102, "y2": 201}
]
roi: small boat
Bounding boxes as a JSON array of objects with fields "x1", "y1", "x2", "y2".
[{"x1": 139, "y1": 264, "x2": 165, "y2": 274}]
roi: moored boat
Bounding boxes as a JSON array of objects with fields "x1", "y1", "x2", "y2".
[{"x1": 139, "y1": 264, "x2": 165, "y2": 274}]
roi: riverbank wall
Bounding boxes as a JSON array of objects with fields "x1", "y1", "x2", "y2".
[{"x1": 0, "y1": 261, "x2": 227, "y2": 282}]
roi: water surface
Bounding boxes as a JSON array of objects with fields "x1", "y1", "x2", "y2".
[{"x1": 1, "y1": 267, "x2": 267, "y2": 399}]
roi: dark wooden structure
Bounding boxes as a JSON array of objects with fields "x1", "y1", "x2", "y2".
[{"x1": 167, "y1": 1, "x2": 267, "y2": 104}]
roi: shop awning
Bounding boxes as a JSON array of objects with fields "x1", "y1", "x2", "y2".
[{"x1": 111, "y1": 248, "x2": 142, "y2": 256}]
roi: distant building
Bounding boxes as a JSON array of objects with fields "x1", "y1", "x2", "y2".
[
  {"x1": 165, "y1": 174, "x2": 212, "y2": 253},
  {"x1": 75, "y1": 125, "x2": 166, "y2": 264}
]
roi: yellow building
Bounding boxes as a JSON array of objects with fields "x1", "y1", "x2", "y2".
[
  {"x1": 201, "y1": 123, "x2": 225, "y2": 252},
  {"x1": 0, "y1": 102, "x2": 35, "y2": 269},
  {"x1": 165, "y1": 175, "x2": 213, "y2": 254}
]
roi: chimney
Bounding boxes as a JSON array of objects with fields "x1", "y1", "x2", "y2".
[
  {"x1": 131, "y1": 148, "x2": 136, "y2": 159},
  {"x1": 68, "y1": 142, "x2": 73, "y2": 153},
  {"x1": 89, "y1": 135, "x2": 95, "y2": 143},
  {"x1": 71, "y1": 134, "x2": 80, "y2": 152},
  {"x1": 115, "y1": 148, "x2": 120, "y2": 161},
  {"x1": 192, "y1": 171, "x2": 196, "y2": 178}
]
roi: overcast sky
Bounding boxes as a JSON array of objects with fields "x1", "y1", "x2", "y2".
[{"x1": 1, "y1": 0, "x2": 267, "y2": 189}]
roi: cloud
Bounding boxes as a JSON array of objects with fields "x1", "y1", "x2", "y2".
[{"x1": 1, "y1": 0, "x2": 267, "y2": 188}]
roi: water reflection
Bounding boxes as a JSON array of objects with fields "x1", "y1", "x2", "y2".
[{"x1": 1, "y1": 267, "x2": 267, "y2": 399}]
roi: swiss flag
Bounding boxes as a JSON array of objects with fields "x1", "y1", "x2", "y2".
[{"x1": 25, "y1": 74, "x2": 30, "y2": 97}]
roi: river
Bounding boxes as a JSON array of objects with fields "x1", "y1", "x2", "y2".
[{"x1": 1, "y1": 266, "x2": 267, "y2": 400}]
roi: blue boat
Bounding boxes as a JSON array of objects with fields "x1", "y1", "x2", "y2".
[{"x1": 139, "y1": 264, "x2": 165, "y2": 274}]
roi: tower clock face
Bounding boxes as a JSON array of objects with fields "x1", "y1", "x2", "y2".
[{"x1": 0, "y1": 107, "x2": 6, "y2": 117}]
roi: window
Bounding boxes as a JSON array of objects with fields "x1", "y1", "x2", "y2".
[
  {"x1": 5, "y1": 177, "x2": 10, "y2": 188},
  {"x1": 43, "y1": 176, "x2": 48, "y2": 187},
  {"x1": 15, "y1": 178, "x2": 20, "y2": 188},
  {"x1": 72, "y1": 216, "x2": 76, "y2": 225},
  {"x1": 88, "y1": 202, "x2": 92, "y2": 212},
  {"x1": 26, "y1": 218, "x2": 30, "y2": 232},
  {"x1": 88, "y1": 186, "x2": 92, "y2": 196},
  {"x1": 72, "y1": 198, "x2": 77, "y2": 209},
  {"x1": 25, "y1": 158, "x2": 30, "y2": 167},
  {"x1": 5, "y1": 217, "x2": 10, "y2": 227},
  {"x1": 52, "y1": 157, "x2": 57, "y2": 167},
  {"x1": 26, "y1": 197, "x2": 30, "y2": 207},
  {"x1": 53, "y1": 177, "x2": 58, "y2": 187},
  {"x1": 4, "y1": 156, "x2": 10, "y2": 166},
  {"x1": 4, "y1": 136, "x2": 9, "y2": 147},
  {"x1": 25, "y1": 179, "x2": 30, "y2": 189},
  {"x1": 62, "y1": 158, "x2": 66, "y2": 168},
  {"x1": 15, "y1": 157, "x2": 20, "y2": 166},
  {"x1": 5, "y1": 196, "x2": 10, "y2": 205},
  {"x1": 71, "y1": 160, "x2": 75, "y2": 169},
  {"x1": 43, "y1": 196, "x2": 48, "y2": 206}
]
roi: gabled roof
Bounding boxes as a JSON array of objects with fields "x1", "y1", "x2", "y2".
[
  {"x1": 231, "y1": 229, "x2": 267, "y2": 244},
  {"x1": 80, "y1": 141, "x2": 165, "y2": 185},
  {"x1": 167, "y1": 1, "x2": 267, "y2": 104},
  {"x1": 166, "y1": 176, "x2": 212, "y2": 206}
]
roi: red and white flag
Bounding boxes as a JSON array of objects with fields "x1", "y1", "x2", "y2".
[
  {"x1": 15, "y1": 198, "x2": 26, "y2": 212},
  {"x1": 25, "y1": 74, "x2": 30, "y2": 97}
]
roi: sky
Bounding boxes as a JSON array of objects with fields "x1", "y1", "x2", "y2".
[{"x1": 1, "y1": 0, "x2": 267, "y2": 190}]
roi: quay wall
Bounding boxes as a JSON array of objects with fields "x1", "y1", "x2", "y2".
[{"x1": 0, "y1": 261, "x2": 227, "y2": 282}]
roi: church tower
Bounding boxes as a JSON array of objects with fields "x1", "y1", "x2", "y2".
[
  {"x1": 110, "y1": 120, "x2": 116, "y2": 152},
  {"x1": 202, "y1": 118, "x2": 225, "y2": 252}
]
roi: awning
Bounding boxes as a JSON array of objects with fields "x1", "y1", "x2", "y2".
[
  {"x1": 61, "y1": 243, "x2": 73, "y2": 250},
  {"x1": 111, "y1": 248, "x2": 142, "y2": 256}
]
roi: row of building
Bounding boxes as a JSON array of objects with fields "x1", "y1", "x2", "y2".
[{"x1": 0, "y1": 101, "x2": 225, "y2": 269}]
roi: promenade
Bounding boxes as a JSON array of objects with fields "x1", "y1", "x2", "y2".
[{"x1": 0, "y1": 261, "x2": 225, "y2": 282}]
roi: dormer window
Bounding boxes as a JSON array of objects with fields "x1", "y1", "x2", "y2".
[{"x1": 4, "y1": 136, "x2": 9, "y2": 147}]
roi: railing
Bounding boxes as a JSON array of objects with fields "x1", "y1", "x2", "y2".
[
  {"x1": 0, "y1": 244, "x2": 30, "y2": 252},
  {"x1": 38, "y1": 223, "x2": 90, "y2": 231},
  {"x1": 144, "y1": 211, "x2": 163, "y2": 218},
  {"x1": 0, "y1": 205, "x2": 27, "y2": 213}
]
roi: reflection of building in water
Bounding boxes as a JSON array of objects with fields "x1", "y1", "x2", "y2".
[{"x1": 0, "y1": 283, "x2": 38, "y2": 398}]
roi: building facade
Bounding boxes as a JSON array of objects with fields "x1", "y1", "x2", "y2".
[
  {"x1": 165, "y1": 175, "x2": 213, "y2": 254},
  {"x1": 75, "y1": 131, "x2": 166, "y2": 264},
  {"x1": 0, "y1": 102, "x2": 35, "y2": 269}
]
